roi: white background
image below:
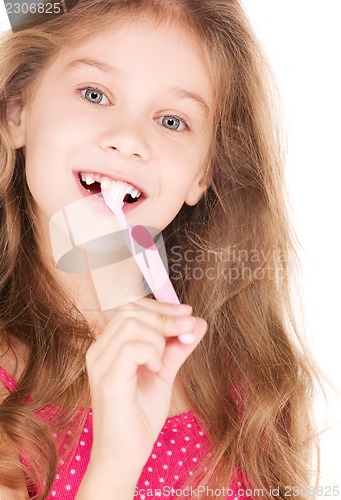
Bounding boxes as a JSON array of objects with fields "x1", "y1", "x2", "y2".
[
  {"x1": 240, "y1": 1, "x2": 341, "y2": 491},
  {"x1": 1, "y1": 1, "x2": 340, "y2": 492}
]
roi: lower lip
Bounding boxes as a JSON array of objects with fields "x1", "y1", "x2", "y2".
[{"x1": 74, "y1": 173, "x2": 145, "y2": 214}]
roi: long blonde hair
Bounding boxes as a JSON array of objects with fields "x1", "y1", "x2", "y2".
[{"x1": 0, "y1": 1, "x2": 324, "y2": 498}]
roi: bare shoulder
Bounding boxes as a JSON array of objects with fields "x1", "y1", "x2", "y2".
[
  {"x1": 0, "y1": 333, "x2": 26, "y2": 387},
  {"x1": 0, "y1": 423, "x2": 28, "y2": 497},
  {"x1": 0, "y1": 337, "x2": 28, "y2": 497},
  {"x1": 0, "y1": 485, "x2": 28, "y2": 499},
  {"x1": 0, "y1": 431, "x2": 28, "y2": 498}
]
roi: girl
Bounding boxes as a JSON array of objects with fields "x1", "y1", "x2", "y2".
[{"x1": 0, "y1": 1, "x2": 323, "y2": 499}]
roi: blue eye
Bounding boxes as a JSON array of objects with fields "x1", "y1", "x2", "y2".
[
  {"x1": 80, "y1": 87, "x2": 110, "y2": 105},
  {"x1": 157, "y1": 115, "x2": 188, "y2": 132},
  {"x1": 162, "y1": 116, "x2": 181, "y2": 130}
]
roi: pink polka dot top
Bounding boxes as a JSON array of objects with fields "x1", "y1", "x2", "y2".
[{"x1": 0, "y1": 365, "x2": 248, "y2": 499}]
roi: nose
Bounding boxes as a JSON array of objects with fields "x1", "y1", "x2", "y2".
[{"x1": 99, "y1": 114, "x2": 152, "y2": 161}]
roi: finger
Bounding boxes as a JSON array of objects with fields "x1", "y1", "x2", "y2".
[
  {"x1": 159, "y1": 317, "x2": 208, "y2": 385},
  {"x1": 104, "y1": 341, "x2": 163, "y2": 397},
  {"x1": 86, "y1": 319, "x2": 166, "y2": 377},
  {"x1": 133, "y1": 297, "x2": 192, "y2": 316},
  {"x1": 96, "y1": 305, "x2": 196, "y2": 353}
]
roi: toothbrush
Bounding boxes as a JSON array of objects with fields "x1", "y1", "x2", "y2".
[
  {"x1": 129, "y1": 224, "x2": 180, "y2": 305},
  {"x1": 101, "y1": 181, "x2": 179, "y2": 304},
  {"x1": 101, "y1": 183, "x2": 195, "y2": 344}
]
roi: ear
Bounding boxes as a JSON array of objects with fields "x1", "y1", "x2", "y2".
[
  {"x1": 7, "y1": 100, "x2": 27, "y2": 149},
  {"x1": 185, "y1": 164, "x2": 211, "y2": 206}
]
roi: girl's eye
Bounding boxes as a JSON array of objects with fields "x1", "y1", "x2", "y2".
[
  {"x1": 80, "y1": 87, "x2": 110, "y2": 105},
  {"x1": 157, "y1": 115, "x2": 188, "y2": 132}
]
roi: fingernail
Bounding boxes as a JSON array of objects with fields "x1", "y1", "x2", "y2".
[
  {"x1": 177, "y1": 304, "x2": 192, "y2": 313},
  {"x1": 176, "y1": 316, "x2": 195, "y2": 328},
  {"x1": 178, "y1": 333, "x2": 195, "y2": 344}
]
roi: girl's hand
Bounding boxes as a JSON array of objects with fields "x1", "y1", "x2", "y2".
[{"x1": 83, "y1": 298, "x2": 207, "y2": 488}]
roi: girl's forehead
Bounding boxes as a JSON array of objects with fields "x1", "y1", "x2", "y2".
[
  {"x1": 61, "y1": 17, "x2": 205, "y2": 63},
  {"x1": 53, "y1": 19, "x2": 214, "y2": 105}
]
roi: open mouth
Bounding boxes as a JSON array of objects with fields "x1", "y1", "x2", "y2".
[{"x1": 78, "y1": 172, "x2": 142, "y2": 205}]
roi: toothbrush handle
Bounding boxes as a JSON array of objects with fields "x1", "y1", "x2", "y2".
[
  {"x1": 101, "y1": 197, "x2": 180, "y2": 304},
  {"x1": 131, "y1": 251, "x2": 180, "y2": 304},
  {"x1": 153, "y1": 279, "x2": 180, "y2": 305}
]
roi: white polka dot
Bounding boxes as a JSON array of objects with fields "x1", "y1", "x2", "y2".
[
  {"x1": 186, "y1": 423, "x2": 192, "y2": 428},
  {"x1": 83, "y1": 428, "x2": 89, "y2": 433},
  {"x1": 185, "y1": 436, "x2": 190, "y2": 441},
  {"x1": 159, "y1": 478, "x2": 164, "y2": 483},
  {"x1": 170, "y1": 439, "x2": 175, "y2": 444},
  {"x1": 193, "y1": 457, "x2": 197, "y2": 462},
  {"x1": 237, "y1": 482, "x2": 241, "y2": 486},
  {"x1": 144, "y1": 481, "x2": 149, "y2": 486},
  {"x1": 152, "y1": 454, "x2": 157, "y2": 459},
  {"x1": 75, "y1": 455, "x2": 81, "y2": 461},
  {"x1": 196, "y1": 443, "x2": 201, "y2": 448},
  {"x1": 156, "y1": 441, "x2": 162, "y2": 447},
  {"x1": 70, "y1": 469, "x2": 76, "y2": 475},
  {"x1": 80, "y1": 440, "x2": 86, "y2": 446},
  {"x1": 163, "y1": 464, "x2": 168, "y2": 469},
  {"x1": 56, "y1": 474, "x2": 60, "y2": 480},
  {"x1": 59, "y1": 460, "x2": 64, "y2": 465},
  {"x1": 181, "y1": 447, "x2": 186, "y2": 452},
  {"x1": 174, "y1": 475, "x2": 179, "y2": 480},
  {"x1": 66, "y1": 485, "x2": 71, "y2": 491},
  {"x1": 51, "y1": 492, "x2": 56, "y2": 497},
  {"x1": 141, "y1": 495, "x2": 146, "y2": 500},
  {"x1": 148, "y1": 467, "x2": 153, "y2": 472},
  {"x1": 189, "y1": 471, "x2": 193, "y2": 476},
  {"x1": 167, "y1": 451, "x2": 172, "y2": 456},
  {"x1": 199, "y1": 431, "x2": 204, "y2": 436},
  {"x1": 172, "y1": 428, "x2": 178, "y2": 432},
  {"x1": 178, "y1": 461, "x2": 183, "y2": 466}
]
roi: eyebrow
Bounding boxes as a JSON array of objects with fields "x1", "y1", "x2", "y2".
[
  {"x1": 65, "y1": 57, "x2": 120, "y2": 75},
  {"x1": 65, "y1": 58, "x2": 210, "y2": 116},
  {"x1": 169, "y1": 87, "x2": 210, "y2": 117}
]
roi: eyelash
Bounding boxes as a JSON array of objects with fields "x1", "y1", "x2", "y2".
[{"x1": 75, "y1": 85, "x2": 191, "y2": 133}]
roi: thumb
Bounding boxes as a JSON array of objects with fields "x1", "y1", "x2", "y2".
[{"x1": 159, "y1": 317, "x2": 208, "y2": 384}]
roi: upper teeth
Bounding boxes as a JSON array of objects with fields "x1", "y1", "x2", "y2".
[{"x1": 80, "y1": 173, "x2": 141, "y2": 199}]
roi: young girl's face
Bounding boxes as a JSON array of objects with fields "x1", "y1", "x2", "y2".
[{"x1": 8, "y1": 17, "x2": 213, "y2": 243}]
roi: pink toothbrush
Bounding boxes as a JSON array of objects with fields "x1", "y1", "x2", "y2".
[
  {"x1": 129, "y1": 224, "x2": 180, "y2": 304},
  {"x1": 101, "y1": 184, "x2": 194, "y2": 344},
  {"x1": 101, "y1": 182, "x2": 179, "y2": 304}
]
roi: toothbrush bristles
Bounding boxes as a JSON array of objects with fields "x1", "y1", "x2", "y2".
[{"x1": 101, "y1": 182, "x2": 126, "y2": 204}]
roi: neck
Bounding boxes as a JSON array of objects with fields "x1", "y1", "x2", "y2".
[
  {"x1": 39, "y1": 205, "x2": 147, "y2": 334},
  {"x1": 53, "y1": 258, "x2": 147, "y2": 336}
]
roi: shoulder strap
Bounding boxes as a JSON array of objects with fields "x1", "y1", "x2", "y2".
[{"x1": 0, "y1": 365, "x2": 17, "y2": 392}]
